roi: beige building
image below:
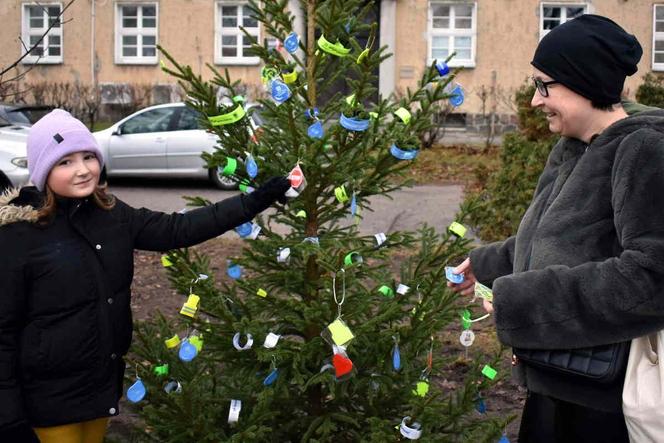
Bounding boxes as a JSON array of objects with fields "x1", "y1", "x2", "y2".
[{"x1": 0, "y1": 0, "x2": 661, "y2": 130}]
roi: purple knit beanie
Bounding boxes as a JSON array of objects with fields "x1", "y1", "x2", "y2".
[{"x1": 27, "y1": 109, "x2": 104, "y2": 191}]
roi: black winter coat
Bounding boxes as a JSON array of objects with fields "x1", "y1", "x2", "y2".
[{"x1": 0, "y1": 186, "x2": 257, "y2": 432}]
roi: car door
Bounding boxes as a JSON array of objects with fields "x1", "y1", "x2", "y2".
[
  {"x1": 107, "y1": 106, "x2": 178, "y2": 174},
  {"x1": 166, "y1": 106, "x2": 218, "y2": 177}
]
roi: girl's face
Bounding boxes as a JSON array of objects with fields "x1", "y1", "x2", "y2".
[{"x1": 46, "y1": 151, "x2": 101, "y2": 198}]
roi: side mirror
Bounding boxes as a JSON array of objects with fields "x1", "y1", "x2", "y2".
[{"x1": 111, "y1": 125, "x2": 122, "y2": 136}]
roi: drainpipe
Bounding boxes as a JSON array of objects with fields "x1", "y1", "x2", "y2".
[{"x1": 91, "y1": 0, "x2": 96, "y2": 86}]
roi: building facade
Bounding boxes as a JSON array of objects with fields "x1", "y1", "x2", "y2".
[{"x1": 0, "y1": 0, "x2": 661, "y2": 130}]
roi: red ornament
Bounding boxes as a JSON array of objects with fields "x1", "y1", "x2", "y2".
[
  {"x1": 332, "y1": 353, "x2": 353, "y2": 377},
  {"x1": 289, "y1": 164, "x2": 304, "y2": 188}
]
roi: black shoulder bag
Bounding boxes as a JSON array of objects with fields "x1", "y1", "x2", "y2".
[{"x1": 513, "y1": 341, "x2": 630, "y2": 383}]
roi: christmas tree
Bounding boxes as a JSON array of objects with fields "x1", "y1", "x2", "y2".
[{"x1": 126, "y1": 1, "x2": 511, "y2": 441}]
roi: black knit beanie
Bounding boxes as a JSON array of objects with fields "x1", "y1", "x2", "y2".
[{"x1": 531, "y1": 14, "x2": 642, "y2": 105}]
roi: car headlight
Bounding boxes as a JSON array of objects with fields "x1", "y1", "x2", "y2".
[{"x1": 11, "y1": 157, "x2": 28, "y2": 168}]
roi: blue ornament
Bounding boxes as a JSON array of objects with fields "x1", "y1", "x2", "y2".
[
  {"x1": 263, "y1": 368, "x2": 279, "y2": 386},
  {"x1": 350, "y1": 193, "x2": 357, "y2": 216},
  {"x1": 284, "y1": 32, "x2": 299, "y2": 53},
  {"x1": 179, "y1": 339, "x2": 198, "y2": 362},
  {"x1": 498, "y1": 435, "x2": 510, "y2": 443},
  {"x1": 392, "y1": 344, "x2": 401, "y2": 371},
  {"x1": 435, "y1": 61, "x2": 450, "y2": 77},
  {"x1": 476, "y1": 397, "x2": 486, "y2": 414},
  {"x1": 339, "y1": 113, "x2": 370, "y2": 132},
  {"x1": 449, "y1": 84, "x2": 465, "y2": 107},
  {"x1": 306, "y1": 108, "x2": 319, "y2": 119},
  {"x1": 246, "y1": 155, "x2": 258, "y2": 178},
  {"x1": 308, "y1": 121, "x2": 324, "y2": 139},
  {"x1": 227, "y1": 263, "x2": 242, "y2": 280},
  {"x1": 445, "y1": 266, "x2": 465, "y2": 284},
  {"x1": 271, "y1": 79, "x2": 291, "y2": 104},
  {"x1": 390, "y1": 144, "x2": 419, "y2": 161},
  {"x1": 127, "y1": 379, "x2": 146, "y2": 403},
  {"x1": 235, "y1": 222, "x2": 252, "y2": 238}
]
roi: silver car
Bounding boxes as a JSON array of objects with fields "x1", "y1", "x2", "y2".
[
  {"x1": 94, "y1": 102, "x2": 262, "y2": 190},
  {"x1": 0, "y1": 117, "x2": 30, "y2": 191}
]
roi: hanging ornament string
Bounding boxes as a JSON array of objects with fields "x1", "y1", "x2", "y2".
[{"x1": 332, "y1": 268, "x2": 346, "y2": 319}]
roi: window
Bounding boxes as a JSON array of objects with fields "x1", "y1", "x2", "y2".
[
  {"x1": 21, "y1": 3, "x2": 63, "y2": 64},
  {"x1": 215, "y1": 2, "x2": 260, "y2": 65},
  {"x1": 653, "y1": 5, "x2": 664, "y2": 71},
  {"x1": 540, "y1": 3, "x2": 587, "y2": 38},
  {"x1": 176, "y1": 108, "x2": 203, "y2": 131},
  {"x1": 121, "y1": 108, "x2": 176, "y2": 135},
  {"x1": 428, "y1": 2, "x2": 477, "y2": 68},
  {"x1": 115, "y1": 3, "x2": 158, "y2": 64}
]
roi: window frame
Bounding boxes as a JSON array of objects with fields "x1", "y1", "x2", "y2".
[
  {"x1": 21, "y1": 2, "x2": 64, "y2": 65},
  {"x1": 653, "y1": 4, "x2": 664, "y2": 71},
  {"x1": 427, "y1": 1, "x2": 477, "y2": 68},
  {"x1": 114, "y1": 2, "x2": 159, "y2": 65},
  {"x1": 539, "y1": 3, "x2": 588, "y2": 39},
  {"x1": 214, "y1": 1, "x2": 260, "y2": 66}
]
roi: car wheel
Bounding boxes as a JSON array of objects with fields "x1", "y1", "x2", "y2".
[{"x1": 210, "y1": 168, "x2": 239, "y2": 190}]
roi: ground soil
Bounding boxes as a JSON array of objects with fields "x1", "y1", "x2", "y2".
[{"x1": 106, "y1": 236, "x2": 526, "y2": 442}]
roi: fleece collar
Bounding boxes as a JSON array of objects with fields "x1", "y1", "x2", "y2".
[{"x1": 0, "y1": 186, "x2": 42, "y2": 226}]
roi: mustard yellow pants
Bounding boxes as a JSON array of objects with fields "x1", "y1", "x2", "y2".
[{"x1": 33, "y1": 417, "x2": 109, "y2": 443}]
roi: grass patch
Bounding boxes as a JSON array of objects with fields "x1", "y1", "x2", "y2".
[{"x1": 407, "y1": 144, "x2": 501, "y2": 185}]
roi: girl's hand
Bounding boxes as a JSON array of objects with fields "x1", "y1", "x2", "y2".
[{"x1": 446, "y1": 258, "x2": 477, "y2": 296}]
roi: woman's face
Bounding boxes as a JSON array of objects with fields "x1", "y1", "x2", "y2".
[
  {"x1": 530, "y1": 68, "x2": 593, "y2": 139},
  {"x1": 46, "y1": 151, "x2": 101, "y2": 198}
]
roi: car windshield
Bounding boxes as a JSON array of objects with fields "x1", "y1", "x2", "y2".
[
  {"x1": 5, "y1": 109, "x2": 33, "y2": 126},
  {"x1": 0, "y1": 116, "x2": 12, "y2": 127}
]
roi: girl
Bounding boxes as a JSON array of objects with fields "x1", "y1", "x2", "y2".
[
  {"x1": 449, "y1": 15, "x2": 664, "y2": 442},
  {"x1": 0, "y1": 109, "x2": 290, "y2": 442}
]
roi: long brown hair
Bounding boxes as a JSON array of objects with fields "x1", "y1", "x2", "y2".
[{"x1": 37, "y1": 183, "x2": 116, "y2": 224}]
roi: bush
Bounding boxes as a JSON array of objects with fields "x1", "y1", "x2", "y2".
[
  {"x1": 636, "y1": 73, "x2": 664, "y2": 109},
  {"x1": 462, "y1": 82, "x2": 558, "y2": 242}
]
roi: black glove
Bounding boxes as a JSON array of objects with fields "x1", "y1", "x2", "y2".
[
  {"x1": 1, "y1": 422, "x2": 40, "y2": 443},
  {"x1": 245, "y1": 176, "x2": 291, "y2": 215}
]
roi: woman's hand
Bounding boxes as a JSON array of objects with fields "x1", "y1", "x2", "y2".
[
  {"x1": 446, "y1": 258, "x2": 494, "y2": 314},
  {"x1": 446, "y1": 258, "x2": 477, "y2": 296}
]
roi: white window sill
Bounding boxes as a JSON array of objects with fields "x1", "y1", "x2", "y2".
[
  {"x1": 21, "y1": 57, "x2": 63, "y2": 65},
  {"x1": 652, "y1": 63, "x2": 664, "y2": 72},
  {"x1": 429, "y1": 59, "x2": 475, "y2": 69},
  {"x1": 214, "y1": 57, "x2": 261, "y2": 66},
  {"x1": 115, "y1": 58, "x2": 159, "y2": 65}
]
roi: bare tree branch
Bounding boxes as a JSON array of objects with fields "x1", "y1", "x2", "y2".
[{"x1": 0, "y1": 0, "x2": 77, "y2": 78}]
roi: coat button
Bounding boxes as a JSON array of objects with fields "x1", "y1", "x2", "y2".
[
  {"x1": 109, "y1": 408, "x2": 116, "y2": 415},
  {"x1": 95, "y1": 244, "x2": 102, "y2": 250},
  {"x1": 107, "y1": 298, "x2": 114, "y2": 304},
  {"x1": 111, "y1": 353, "x2": 117, "y2": 360}
]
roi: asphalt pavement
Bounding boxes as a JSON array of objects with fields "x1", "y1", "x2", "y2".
[{"x1": 108, "y1": 178, "x2": 464, "y2": 236}]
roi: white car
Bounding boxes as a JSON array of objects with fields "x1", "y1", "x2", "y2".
[
  {"x1": 93, "y1": 102, "x2": 262, "y2": 190},
  {"x1": 0, "y1": 118, "x2": 30, "y2": 191}
]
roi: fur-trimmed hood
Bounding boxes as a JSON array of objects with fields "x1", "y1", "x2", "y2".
[{"x1": 0, "y1": 187, "x2": 41, "y2": 226}]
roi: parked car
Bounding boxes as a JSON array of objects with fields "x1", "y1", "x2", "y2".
[
  {"x1": 0, "y1": 116, "x2": 30, "y2": 191},
  {"x1": 0, "y1": 103, "x2": 52, "y2": 127},
  {"x1": 93, "y1": 102, "x2": 262, "y2": 190}
]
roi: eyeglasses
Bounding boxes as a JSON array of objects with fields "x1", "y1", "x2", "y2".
[{"x1": 532, "y1": 76, "x2": 559, "y2": 97}]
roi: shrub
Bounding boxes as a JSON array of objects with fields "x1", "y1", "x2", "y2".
[
  {"x1": 636, "y1": 73, "x2": 664, "y2": 109},
  {"x1": 462, "y1": 82, "x2": 558, "y2": 242}
]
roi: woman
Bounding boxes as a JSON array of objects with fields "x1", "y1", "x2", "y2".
[
  {"x1": 449, "y1": 15, "x2": 664, "y2": 442},
  {"x1": 0, "y1": 109, "x2": 290, "y2": 442}
]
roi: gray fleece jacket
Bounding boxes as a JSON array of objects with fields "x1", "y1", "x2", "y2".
[{"x1": 470, "y1": 109, "x2": 664, "y2": 411}]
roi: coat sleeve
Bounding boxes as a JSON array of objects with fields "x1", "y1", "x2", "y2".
[
  {"x1": 125, "y1": 193, "x2": 256, "y2": 251},
  {"x1": 0, "y1": 243, "x2": 30, "y2": 432},
  {"x1": 469, "y1": 237, "x2": 516, "y2": 286},
  {"x1": 492, "y1": 133, "x2": 664, "y2": 349}
]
